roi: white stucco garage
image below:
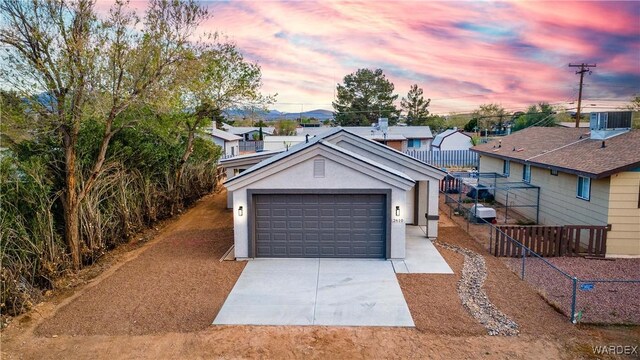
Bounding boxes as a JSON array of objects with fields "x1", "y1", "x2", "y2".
[{"x1": 224, "y1": 128, "x2": 446, "y2": 260}]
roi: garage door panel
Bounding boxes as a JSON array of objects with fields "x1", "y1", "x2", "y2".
[
  {"x1": 288, "y1": 221, "x2": 303, "y2": 229},
  {"x1": 304, "y1": 247, "x2": 319, "y2": 256},
  {"x1": 254, "y1": 194, "x2": 386, "y2": 258},
  {"x1": 320, "y1": 221, "x2": 335, "y2": 230},
  {"x1": 336, "y1": 209, "x2": 351, "y2": 217},
  {"x1": 304, "y1": 208, "x2": 319, "y2": 217}
]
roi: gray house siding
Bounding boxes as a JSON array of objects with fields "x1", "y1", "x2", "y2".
[{"x1": 478, "y1": 156, "x2": 609, "y2": 226}]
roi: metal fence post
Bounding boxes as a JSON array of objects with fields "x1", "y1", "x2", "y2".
[
  {"x1": 521, "y1": 247, "x2": 526, "y2": 280},
  {"x1": 570, "y1": 277, "x2": 578, "y2": 323},
  {"x1": 489, "y1": 227, "x2": 493, "y2": 254}
]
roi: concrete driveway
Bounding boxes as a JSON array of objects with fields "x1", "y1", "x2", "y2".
[{"x1": 213, "y1": 258, "x2": 414, "y2": 327}]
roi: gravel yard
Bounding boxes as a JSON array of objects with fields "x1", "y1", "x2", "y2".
[{"x1": 503, "y1": 256, "x2": 640, "y2": 324}]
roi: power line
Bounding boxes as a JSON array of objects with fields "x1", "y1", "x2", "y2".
[{"x1": 568, "y1": 63, "x2": 596, "y2": 127}]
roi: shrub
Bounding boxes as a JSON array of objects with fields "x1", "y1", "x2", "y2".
[{"x1": 0, "y1": 122, "x2": 221, "y2": 319}]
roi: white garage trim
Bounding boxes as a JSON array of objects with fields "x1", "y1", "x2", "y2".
[{"x1": 247, "y1": 189, "x2": 392, "y2": 258}]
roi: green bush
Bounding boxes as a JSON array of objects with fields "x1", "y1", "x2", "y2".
[{"x1": 0, "y1": 121, "x2": 221, "y2": 318}]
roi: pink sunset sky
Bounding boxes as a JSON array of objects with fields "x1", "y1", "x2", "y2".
[{"x1": 127, "y1": 1, "x2": 640, "y2": 114}]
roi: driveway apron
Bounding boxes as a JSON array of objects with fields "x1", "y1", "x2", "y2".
[{"x1": 213, "y1": 259, "x2": 414, "y2": 327}]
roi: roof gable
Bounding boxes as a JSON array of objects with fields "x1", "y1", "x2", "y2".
[
  {"x1": 225, "y1": 141, "x2": 415, "y2": 191},
  {"x1": 325, "y1": 129, "x2": 446, "y2": 180},
  {"x1": 432, "y1": 129, "x2": 471, "y2": 147}
]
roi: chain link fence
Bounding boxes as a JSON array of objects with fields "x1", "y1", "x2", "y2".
[{"x1": 441, "y1": 191, "x2": 640, "y2": 324}]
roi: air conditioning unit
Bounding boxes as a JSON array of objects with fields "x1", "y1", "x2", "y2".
[{"x1": 590, "y1": 111, "x2": 632, "y2": 140}]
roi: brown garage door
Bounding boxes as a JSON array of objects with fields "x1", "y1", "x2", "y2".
[{"x1": 253, "y1": 193, "x2": 386, "y2": 258}]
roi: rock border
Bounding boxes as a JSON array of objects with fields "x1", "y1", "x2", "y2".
[{"x1": 437, "y1": 241, "x2": 520, "y2": 336}]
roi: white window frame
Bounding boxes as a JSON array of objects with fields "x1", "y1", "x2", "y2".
[
  {"x1": 522, "y1": 164, "x2": 531, "y2": 183},
  {"x1": 503, "y1": 160, "x2": 510, "y2": 176},
  {"x1": 577, "y1": 176, "x2": 591, "y2": 201}
]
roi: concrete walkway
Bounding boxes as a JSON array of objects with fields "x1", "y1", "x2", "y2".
[
  {"x1": 392, "y1": 226, "x2": 454, "y2": 274},
  {"x1": 213, "y1": 259, "x2": 414, "y2": 327}
]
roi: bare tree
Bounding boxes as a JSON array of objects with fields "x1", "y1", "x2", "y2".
[
  {"x1": 0, "y1": 0, "x2": 208, "y2": 269},
  {"x1": 168, "y1": 41, "x2": 275, "y2": 208}
]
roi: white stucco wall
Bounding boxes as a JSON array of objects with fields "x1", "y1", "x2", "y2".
[
  {"x1": 231, "y1": 154, "x2": 409, "y2": 259},
  {"x1": 225, "y1": 140, "x2": 239, "y2": 157},
  {"x1": 406, "y1": 186, "x2": 415, "y2": 224}
]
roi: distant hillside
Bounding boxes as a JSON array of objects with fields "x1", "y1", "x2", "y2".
[{"x1": 224, "y1": 108, "x2": 333, "y2": 121}]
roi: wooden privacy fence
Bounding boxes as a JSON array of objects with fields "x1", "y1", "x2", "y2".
[
  {"x1": 405, "y1": 149, "x2": 478, "y2": 168},
  {"x1": 493, "y1": 225, "x2": 608, "y2": 257},
  {"x1": 564, "y1": 225, "x2": 608, "y2": 257}
]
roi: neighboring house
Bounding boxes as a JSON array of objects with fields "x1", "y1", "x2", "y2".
[
  {"x1": 471, "y1": 116, "x2": 639, "y2": 257},
  {"x1": 220, "y1": 150, "x2": 286, "y2": 208},
  {"x1": 221, "y1": 123, "x2": 275, "y2": 141},
  {"x1": 208, "y1": 127, "x2": 242, "y2": 158},
  {"x1": 296, "y1": 126, "x2": 434, "y2": 152},
  {"x1": 432, "y1": 128, "x2": 473, "y2": 151},
  {"x1": 298, "y1": 126, "x2": 433, "y2": 152},
  {"x1": 224, "y1": 127, "x2": 446, "y2": 260}
]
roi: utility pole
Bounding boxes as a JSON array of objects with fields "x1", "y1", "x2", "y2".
[{"x1": 569, "y1": 63, "x2": 596, "y2": 128}]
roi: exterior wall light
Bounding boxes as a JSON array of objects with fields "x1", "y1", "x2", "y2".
[
  {"x1": 395, "y1": 206, "x2": 400, "y2": 217},
  {"x1": 238, "y1": 206, "x2": 243, "y2": 216}
]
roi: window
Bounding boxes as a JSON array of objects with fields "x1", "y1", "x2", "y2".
[
  {"x1": 503, "y1": 160, "x2": 510, "y2": 176},
  {"x1": 577, "y1": 176, "x2": 590, "y2": 200},
  {"x1": 408, "y1": 139, "x2": 421, "y2": 148},
  {"x1": 522, "y1": 164, "x2": 531, "y2": 183},
  {"x1": 550, "y1": 169, "x2": 558, "y2": 176}
]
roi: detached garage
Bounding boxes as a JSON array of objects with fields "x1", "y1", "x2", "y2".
[{"x1": 224, "y1": 128, "x2": 445, "y2": 260}]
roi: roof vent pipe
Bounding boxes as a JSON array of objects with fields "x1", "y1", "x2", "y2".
[
  {"x1": 306, "y1": 134, "x2": 309, "y2": 143},
  {"x1": 601, "y1": 140, "x2": 606, "y2": 148}
]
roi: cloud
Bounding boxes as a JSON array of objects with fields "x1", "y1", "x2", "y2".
[{"x1": 97, "y1": 0, "x2": 640, "y2": 113}]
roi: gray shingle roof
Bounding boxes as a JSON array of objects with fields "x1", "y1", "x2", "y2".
[{"x1": 209, "y1": 128, "x2": 242, "y2": 141}]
